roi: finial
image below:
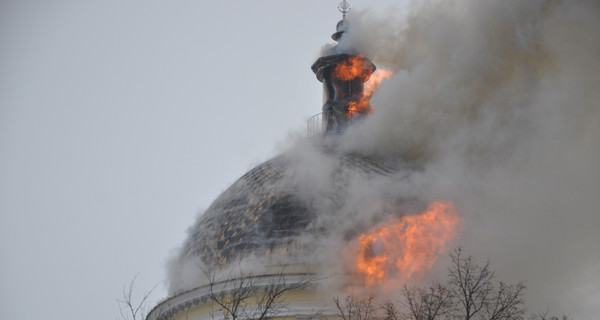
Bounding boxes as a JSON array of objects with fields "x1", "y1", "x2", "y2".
[{"x1": 338, "y1": 0, "x2": 351, "y2": 19}]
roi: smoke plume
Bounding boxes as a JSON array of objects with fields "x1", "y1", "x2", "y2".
[
  {"x1": 168, "y1": 1, "x2": 599, "y2": 319},
  {"x1": 332, "y1": 0, "x2": 599, "y2": 317}
]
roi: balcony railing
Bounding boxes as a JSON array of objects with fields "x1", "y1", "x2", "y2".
[
  {"x1": 307, "y1": 113, "x2": 325, "y2": 136},
  {"x1": 308, "y1": 110, "x2": 357, "y2": 136}
]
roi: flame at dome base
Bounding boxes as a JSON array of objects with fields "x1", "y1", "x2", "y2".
[{"x1": 355, "y1": 201, "x2": 461, "y2": 285}]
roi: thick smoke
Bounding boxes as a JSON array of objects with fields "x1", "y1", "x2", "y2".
[
  {"x1": 329, "y1": 0, "x2": 599, "y2": 318},
  {"x1": 168, "y1": 0, "x2": 599, "y2": 318}
]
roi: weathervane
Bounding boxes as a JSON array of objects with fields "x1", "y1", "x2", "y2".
[{"x1": 338, "y1": 0, "x2": 351, "y2": 19}]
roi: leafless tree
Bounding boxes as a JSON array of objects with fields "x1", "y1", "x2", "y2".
[
  {"x1": 205, "y1": 266, "x2": 315, "y2": 320},
  {"x1": 483, "y1": 281, "x2": 526, "y2": 320},
  {"x1": 401, "y1": 283, "x2": 454, "y2": 320},
  {"x1": 117, "y1": 274, "x2": 159, "y2": 320},
  {"x1": 331, "y1": 248, "x2": 563, "y2": 320},
  {"x1": 447, "y1": 247, "x2": 526, "y2": 320},
  {"x1": 528, "y1": 309, "x2": 572, "y2": 320},
  {"x1": 382, "y1": 299, "x2": 402, "y2": 320},
  {"x1": 333, "y1": 295, "x2": 377, "y2": 320}
]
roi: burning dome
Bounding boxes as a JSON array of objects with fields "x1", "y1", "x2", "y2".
[
  {"x1": 180, "y1": 155, "x2": 309, "y2": 268},
  {"x1": 171, "y1": 2, "x2": 395, "y2": 278},
  {"x1": 149, "y1": 0, "x2": 600, "y2": 318},
  {"x1": 153, "y1": 3, "x2": 430, "y2": 320},
  {"x1": 176, "y1": 150, "x2": 400, "y2": 271}
]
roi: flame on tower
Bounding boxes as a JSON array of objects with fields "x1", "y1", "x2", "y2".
[
  {"x1": 348, "y1": 69, "x2": 393, "y2": 116},
  {"x1": 331, "y1": 55, "x2": 393, "y2": 117}
]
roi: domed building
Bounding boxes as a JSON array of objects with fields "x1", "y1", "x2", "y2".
[{"x1": 147, "y1": 4, "x2": 403, "y2": 320}]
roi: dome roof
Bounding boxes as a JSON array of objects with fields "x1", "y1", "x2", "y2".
[{"x1": 180, "y1": 147, "x2": 400, "y2": 269}]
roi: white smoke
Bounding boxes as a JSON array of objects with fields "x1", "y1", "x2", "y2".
[
  {"x1": 328, "y1": 0, "x2": 599, "y2": 318},
  {"x1": 167, "y1": 0, "x2": 599, "y2": 318}
]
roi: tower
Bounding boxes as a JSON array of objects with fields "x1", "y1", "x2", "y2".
[{"x1": 311, "y1": 1, "x2": 376, "y2": 134}]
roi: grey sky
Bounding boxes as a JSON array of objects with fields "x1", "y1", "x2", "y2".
[
  {"x1": 0, "y1": 1, "x2": 374, "y2": 319},
  {"x1": 2, "y1": 1, "x2": 598, "y2": 320}
]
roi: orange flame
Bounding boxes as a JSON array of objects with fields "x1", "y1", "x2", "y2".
[
  {"x1": 347, "y1": 69, "x2": 393, "y2": 117},
  {"x1": 332, "y1": 55, "x2": 375, "y2": 81},
  {"x1": 356, "y1": 201, "x2": 461, "y2": 285}
]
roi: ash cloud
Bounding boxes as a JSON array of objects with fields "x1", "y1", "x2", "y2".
[{"x1": 167, "y1": 0, "x2": 599, "y2": 318}]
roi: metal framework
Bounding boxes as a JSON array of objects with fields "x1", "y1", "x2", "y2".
[{"x1": 338, "y1": 0, "x2": 351, "y2": 18}]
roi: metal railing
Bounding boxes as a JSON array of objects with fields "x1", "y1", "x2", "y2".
[
  {"x1": 307, "y1": 113, "x2": 325, "y2": 137},
  {"x1": 308, "y1": 110, "x2": 357, "y2": 137}
]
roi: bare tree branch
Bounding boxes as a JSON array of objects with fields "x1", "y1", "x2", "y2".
[
  {"x1": 251, "y1": 270, "x2": 314, "y2": 320},
  {"x1": 334, "y1": 295, "x2": 376, "y2": 320},
  {"x1": 382, "y1": 299, "x2": 401, "y2": 320},
  {"x1": 117, "y1": 274, "x2": 159, "y2": 320},
  {"x1": 205, "y1": 267, "x2": 254, "y2": 320},
  {"x1": 528, "y1": 309, "x2": 572, "y2": 320},
  {"x1": 484, "y1": 281, "x2": 526, "y2": 320},
  {"x1": 448, "y1": 247, "x2": 495, "y2": 320},
  {"x1": 447, "y1": 247, "x2": 526, "y2": 320},
  {"x1": 401, "y1": 283, "x2": 453, "y2": 320},
  {"x1": 204, "y1": 265, "x2": 315, "y2": 320},
  {"x1": 330, "y1": 248, "x2": 560, "y2": 320}
]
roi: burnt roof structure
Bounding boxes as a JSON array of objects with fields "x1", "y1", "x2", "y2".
[
  {"x1": 150, "y1": 4, "x2": 404, "y2": 320},
  {"x1": 179, "y1": 150, "x2": 399, "y2": 270},
  {"x1": 174, "y1": 3, "x2": 387, "y2": 273}
]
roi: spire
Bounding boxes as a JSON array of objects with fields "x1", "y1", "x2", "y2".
[
  {"x1": 332, "y1": 1, "x2": 350, "y2": 41},
  {"x1": 338, "y1": 0, "x2": 351, "y2": 19},
  {"x1": 308, "y1": 0, "x2": 376, "y2": 135}
]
